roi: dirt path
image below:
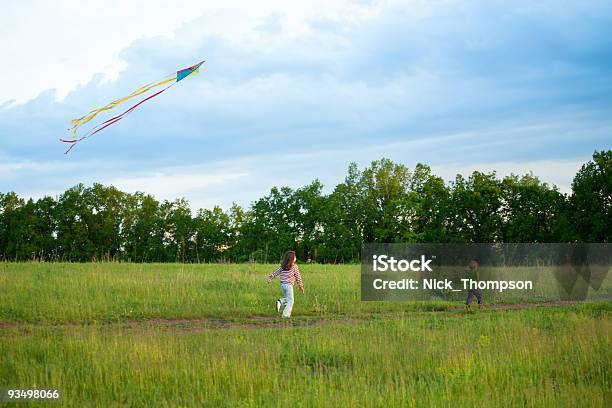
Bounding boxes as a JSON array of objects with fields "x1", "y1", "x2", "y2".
[
  {"x1": 131, "y1": 300, "x2": 584, "y2": 330},
  {"x1": 0, "y1": 300, "x2": 586, "y2": 332},
  {"x1": 468, "y1": 300, "x2": 579, "y2": 311}
]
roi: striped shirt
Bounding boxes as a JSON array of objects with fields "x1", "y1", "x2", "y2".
[{"x1": 268, "y1": 264, "x2": 303, "y2": 289}]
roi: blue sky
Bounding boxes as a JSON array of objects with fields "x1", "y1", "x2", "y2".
[{"x1": 1, "y1": 0, "x2": 611, "y2": 210}]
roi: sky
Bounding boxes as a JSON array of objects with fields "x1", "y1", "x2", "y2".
[{"x1": 1, "y1": 0, "x2": 611, "y2": 210}]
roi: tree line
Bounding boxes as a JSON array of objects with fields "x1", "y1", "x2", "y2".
[{"x1": 1, "y1": 151, "x2": 610, "y2": 263}]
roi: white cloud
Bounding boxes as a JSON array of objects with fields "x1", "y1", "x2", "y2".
[
  {"x1": 0, "y1": 0, "x2": 380, "y2": 104},
  {"x1": 1, "y1": 0, "x2": 609, "y2": 207},
  {"x1": 102, "y1": 149, "x2": 584, "y2": 210},
  {"x1": 108, "y1": 166, "x2": 249, "y2": 209}
]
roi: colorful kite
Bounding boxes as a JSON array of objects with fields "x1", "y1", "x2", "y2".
[{"x1": 60, "y1": 60, "x2": 204, "y2": 154}]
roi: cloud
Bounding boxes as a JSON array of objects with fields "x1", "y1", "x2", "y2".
[
  {"x1": 0, "y1": 0, "x2": 610, "y2": 208},
  {"x1": 0, "y1": 125, "x2": 597, "y2": 211}
]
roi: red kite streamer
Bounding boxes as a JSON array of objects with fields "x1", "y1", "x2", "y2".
[{"x1": 61, "y1": 60, "x2": 204, "y2": 154}]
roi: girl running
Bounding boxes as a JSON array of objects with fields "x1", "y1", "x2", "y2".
[{"x1": 266, "y1": 250, "x2": 304, "y2": 318}]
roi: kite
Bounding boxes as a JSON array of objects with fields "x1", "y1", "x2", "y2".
[{"x1": 60, "y1": 60, "x2": 204, "y2": 154}]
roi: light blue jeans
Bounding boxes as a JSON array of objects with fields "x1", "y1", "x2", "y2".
[{"x1": 280, "y1": 283, "x2": 294, "y2": 318}]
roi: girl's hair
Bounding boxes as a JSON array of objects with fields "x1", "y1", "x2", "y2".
[{"x1": 281, "y1": 250, "x2": 296, "y2": 270}]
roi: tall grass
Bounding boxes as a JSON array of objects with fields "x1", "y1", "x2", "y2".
[
  {"x1": 1, "y1": 306, "x2": 610, "y2": 407},
  {"x1": 0, "y1": 263, "x2": 610, "y2": 407},
  {"x1": 0, "y1": 262, "x2": 450, "y2": 323}
]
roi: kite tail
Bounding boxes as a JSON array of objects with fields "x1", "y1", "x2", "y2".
[
  {"x1": 69, "y1": 74, "x2": 176, "y2": 137},
  {"x1": 62, "y1": 60, "x2": 205, "y2": 155},
  {"x1": 61, "y1": 82, "x2": 176, "y2": 154}
]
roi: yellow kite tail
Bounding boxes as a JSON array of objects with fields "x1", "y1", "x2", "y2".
[{"x1": 69, "y1": 74, "x2": 176, "y2": 136}]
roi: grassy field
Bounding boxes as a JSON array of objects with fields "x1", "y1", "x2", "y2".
[{"x1": 0, "y1": 262, "x2": 610, "y2": 407}]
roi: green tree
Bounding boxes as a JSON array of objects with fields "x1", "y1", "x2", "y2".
[
  {"x1": 122, "y1": 192, "x2": 164, "y2": 262},
  {"x1": 321, "y1": 162, "x2": 365, "y2": 262},
  {"x1": 2, "y1": 153, "x2": 608, "y2": 262},
  {"x1": 449, "y1": 171, "x2": 503, "y2": 242},
  {"x1": 409, "y1": 163, "x2": 451, "y2": 243},
  {"x1": 55, "y1": 184, "x2": 93, "y2": 261},
  {"x1": 26, "y1": 197, "x2": 57, "y2": 260},
  {"x1": 501, "y1": 173, "x2": 566, "y2": 242},
  {"x1": 359, "y1": 158, "x2": 412, "y2": 243},
  {"x1": 159, "y1": 198, "x2": 195, "y2": 262},
  {"x1": 83, "y1": 184, "x2": 125, "y2": 260},
  {"x1": 194, "y1": 206, "x2": 232, "y2": 262},
  {"x1": 292, "y1": 180, "x2": 327, "y2": 262},
  {"x1": 569, "y1": 150, "x2": 612, "y2": 242},
  {"x1": 0, "y1": 192, "x2": 26, "y2": 260}
]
